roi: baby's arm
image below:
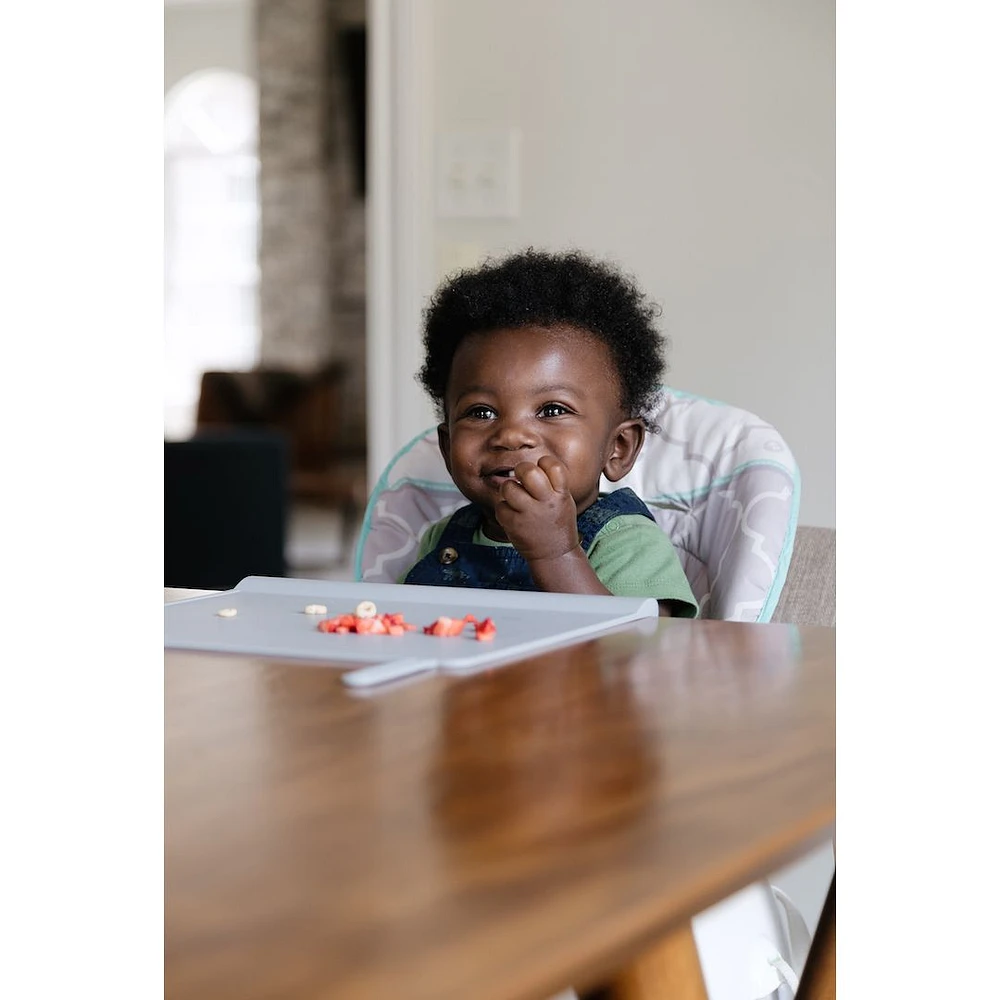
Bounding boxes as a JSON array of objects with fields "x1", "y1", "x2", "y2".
[{"x1": 494, "y1": 456, "x2": 612, "y2": 596}]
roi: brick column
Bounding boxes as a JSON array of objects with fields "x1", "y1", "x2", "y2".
[{"x1": 255, "y1": 0, "x2": 367, "y2": 448}]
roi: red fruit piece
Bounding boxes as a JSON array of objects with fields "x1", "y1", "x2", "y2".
[
  {"x1": 423, "y1": 616, "x2": 464, "y2": 637},
  {"x1": 355, "y1": 617, "x2": 389, "y2": 635},
  {"x1": 421, "y1": 614, "x2": 492, "y2": 638},
  {"x1": 423, "y1": 617, "x2": 447, "y2": 636},
  {"x1": 475, "y1": 617, "x2": 497, "y2": 642},
  {"x1": 318, "y1": 609, "x2": 420, "y2": 635}
]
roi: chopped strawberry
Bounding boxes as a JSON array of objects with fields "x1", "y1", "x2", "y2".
[
  {"x1": 355, "y1": 617, "x2": 388, "y2": 635},
  {"x1": 419, "y1": 613, "x2": 498, "y2": 639},
  {"x1": 474, "y1": 617, "x2": 497, "y2": 642},
  {"x1": 317, "y1": 607, "x2": 482, "y2": 638},
  {"x1": 423, "y1": 616, "x2": 462, "y2": 636}
]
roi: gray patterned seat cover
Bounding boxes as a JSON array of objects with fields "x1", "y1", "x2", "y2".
[{"x1": 354, "y1": 388, "x2": 799, "y2": 622}]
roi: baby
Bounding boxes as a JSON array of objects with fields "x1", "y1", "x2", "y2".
[{"x1": 400, "y1": 248, "x2": 698, "y2": 618}]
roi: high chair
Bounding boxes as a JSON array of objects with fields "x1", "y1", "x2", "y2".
[
  {"x1": 354, "y1": 387, "x2": 828, "y2": 1000},
  {"x1": 356, "y1": 386, "x2": 799, "y2": 622}
]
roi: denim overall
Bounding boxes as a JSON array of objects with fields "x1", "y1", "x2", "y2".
[{"x1": 402, "y1": 487, "x2": 654, "y2": 591}]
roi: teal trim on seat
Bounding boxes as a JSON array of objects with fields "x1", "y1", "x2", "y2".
[
  {"x1": 759, "y1": 461, "x2": 802, "y2": 623},
  {"x1": 644, "y1": 458, "x2": 798, "y2": 504},
  {"x1": 662, "y1": 387, "x2": 802, "y2": 622},
  {"x1": 353, "y1": 427, "x2": 442, "y2": 581}
]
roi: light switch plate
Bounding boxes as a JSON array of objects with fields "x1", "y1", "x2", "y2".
[{"x1": 435, "y1": 128, "x2": 520, "y2": 219}]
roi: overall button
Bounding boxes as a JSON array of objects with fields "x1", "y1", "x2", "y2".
[{"x1": 439, "y1": 546, "x2": 459, "y2": 565}]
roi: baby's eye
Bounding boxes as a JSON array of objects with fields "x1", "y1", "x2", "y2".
[
  {"x1": 539, "y1": 402, "x2": 571, "y2": 418},
  {"x1": 465, "y1": 405, "x2": 496, "y2": 420}
]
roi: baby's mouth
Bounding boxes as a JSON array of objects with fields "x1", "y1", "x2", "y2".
[{"x1": 483, "y1": 467, "x2": 518, "y2": 487}]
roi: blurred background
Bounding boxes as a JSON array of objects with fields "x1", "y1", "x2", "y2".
[
  {"x1": 165, "y1": 0, "x2": 368, "y2": 586},
  {"x1": 163, "y1": 0, "x2": 833, "y2": 581}
]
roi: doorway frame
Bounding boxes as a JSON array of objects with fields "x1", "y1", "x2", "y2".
[{"x1": 366, "y1": 0, "x2": 435, "y2": 491}]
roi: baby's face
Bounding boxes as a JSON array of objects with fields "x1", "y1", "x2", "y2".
[{"x1": 439, "y1": 324, "x2": 629, "y2": 528}]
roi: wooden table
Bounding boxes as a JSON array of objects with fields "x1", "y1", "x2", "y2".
[{"x1": 165, "y1": 591, "x2": 834, "y2": 1000}]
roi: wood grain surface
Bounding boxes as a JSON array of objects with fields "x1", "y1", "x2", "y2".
[{"x1": 165, "y1": 609, "x2": 834, "y2": 1000}]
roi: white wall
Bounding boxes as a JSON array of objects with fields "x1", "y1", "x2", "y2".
[
  {"x1": 416, "y1": 0, "x2": 835, "y2": 527},
  {"x1": 164, "y1": 0, "x2": 256, "y2": 94}
]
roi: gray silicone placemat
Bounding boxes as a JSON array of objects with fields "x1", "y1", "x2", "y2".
[{"x1": 164, "y1": 577, "x2": 658, "y2": 672}]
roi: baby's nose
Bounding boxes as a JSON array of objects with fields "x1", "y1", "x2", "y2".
[{"x1": 489, "y1": 414, "x2": 539, "y2": 449}]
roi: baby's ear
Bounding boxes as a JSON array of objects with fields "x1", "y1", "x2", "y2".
[
  {"x1": 603, "y1": 419, "x2": 645, "y2": 482},
  {"x1": 436, "y1": 423, "x2": 453, "y2": 476}
]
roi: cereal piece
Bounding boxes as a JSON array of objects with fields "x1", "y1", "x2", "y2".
[
  {"x1": 216, "y1": 607, "x2": 238, "y2": 618},
  {"x1": 303, "y1": 604, "x2": 328, "y2": 615},
  {"x1": 354, "y1": 600, "x2": 378, "y2": 619}
]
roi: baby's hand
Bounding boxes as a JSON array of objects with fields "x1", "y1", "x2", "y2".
[{"x1": 494, "y1": 456, "x2": 579, "y2": 563}]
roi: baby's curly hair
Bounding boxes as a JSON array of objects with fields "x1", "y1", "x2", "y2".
[{"x1": 418, "y1": 248, "x2": 667, "y2": 423}]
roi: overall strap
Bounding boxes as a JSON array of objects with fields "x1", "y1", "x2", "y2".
[
  {"x1": 576, "y1": 488, "x2": 655, "y2": 549},
  {"x1": 436, "y1": 503, "x2": 481, "y2": 545}
]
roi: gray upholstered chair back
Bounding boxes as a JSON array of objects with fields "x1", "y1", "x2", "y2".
[{"x1": 771, "y1": 525, "x2": 836, "y2": 627}]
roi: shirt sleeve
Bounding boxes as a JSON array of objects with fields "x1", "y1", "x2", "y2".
[{"x1": 585, "y1": 514, "x2": 699, "y2": 617}]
